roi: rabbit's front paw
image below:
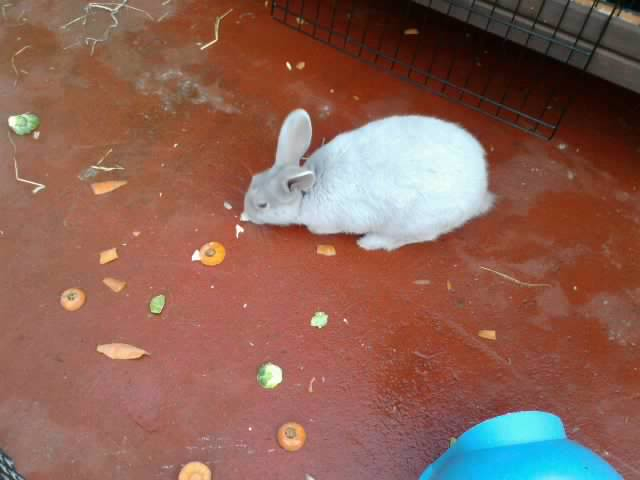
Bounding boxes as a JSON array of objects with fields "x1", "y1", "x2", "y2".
[{"x1": 357, "y1": 233, "x2": 399, "y2": 251}]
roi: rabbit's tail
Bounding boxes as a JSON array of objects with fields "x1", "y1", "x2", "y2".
[{"x1": 479, "y1": 191, "x2": 496, "y2": 215}]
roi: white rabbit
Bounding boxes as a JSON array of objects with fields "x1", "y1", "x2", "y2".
[{"x1": 241, "y1": 108, "x2": 495, "y2": 251}]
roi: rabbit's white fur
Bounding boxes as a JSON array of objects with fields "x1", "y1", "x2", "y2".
[{"x1": 242, "y1": 109, "x2": 494, "y2": 251}]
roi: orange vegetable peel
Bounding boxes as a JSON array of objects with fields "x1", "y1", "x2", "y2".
[
  {"x1": 91, "y1": 180, "x2": 128, "y2": 195},
  {"x1": 99, "y1": 248, "x2": 119, "y2": 264},
  {"x1": 103, "y1": 277, "x2": 126, "y2": 292}
]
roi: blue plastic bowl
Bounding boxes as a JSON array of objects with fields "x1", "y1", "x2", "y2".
[{"x1": 419, "y1": 411, "x2": 622, "y2": 480}]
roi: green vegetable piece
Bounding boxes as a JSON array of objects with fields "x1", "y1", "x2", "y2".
[
  {"x1": 149, "y1": 294, "x2": 166, "y2": 314},
  {"x1": 449, "y1": 437, "x2": 457, "y2": 448},
  {"x1": 257, "y1": 362, "x2": 283, "y2": 389},
  {"x1": 8, "y1": 113, "x2": 40, "y2": 136},
  {"x1": 310, "y1": 311, "x2": 328, "y2": 329}
]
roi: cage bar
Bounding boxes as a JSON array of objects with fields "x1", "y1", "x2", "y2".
[{"x1": 271, "y1": 0, "x2": 621, "y2": 139}]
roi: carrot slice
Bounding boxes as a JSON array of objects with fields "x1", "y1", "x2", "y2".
[
  {"x1": 60, "y1": 288, "x2": 86, "y2": 311},
  {"x1": 277, "y1": 422, "x2": 307, "y2": 452},
  {"x1": 199, "y1": 242, "x2": 226, "y2": 266},
  {"x1": 178, "y1": 461, "x2": 211, "y2": 480}
]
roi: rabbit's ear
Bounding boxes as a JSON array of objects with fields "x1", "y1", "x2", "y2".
[
  {"x1": 280, "y1": 168, "x2": 315, "y2": 193},
  {"x1": 275, "y1": 109, "x2": 312, "y2": 166}
]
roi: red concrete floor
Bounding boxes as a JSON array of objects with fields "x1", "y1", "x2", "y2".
[{"x1": 1, "y1": 1, "x2": 639, "y2": 479}]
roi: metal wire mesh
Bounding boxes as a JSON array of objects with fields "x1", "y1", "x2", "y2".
[
  {"x1": 0, "y1": 449, "x2": 24, "y2": 480},
  {"x1": 272, "y1": 0, "x2": 621, "y2": 139}
]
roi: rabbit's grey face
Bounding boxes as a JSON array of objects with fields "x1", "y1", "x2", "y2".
[
  {"x1": 242, "y1": 166, "x2": 305, "y2": 226},
  {"x1": 242, "y1": 108, "x2": 316, "y2": 225}
]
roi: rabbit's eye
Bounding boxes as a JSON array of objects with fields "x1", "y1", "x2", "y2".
[{"x1": 257, "y1": 202, "x2": 268, "y2": 209}]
